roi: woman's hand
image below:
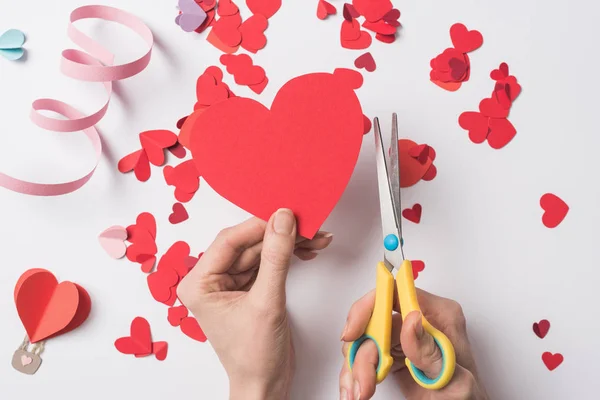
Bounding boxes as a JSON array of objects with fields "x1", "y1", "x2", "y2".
[
  {"x1": 177, "y1": 210, "x2": 333, "y2": 400},
  {"x1": 339, "y1": 289, "x2": 488, "y2": 400}
]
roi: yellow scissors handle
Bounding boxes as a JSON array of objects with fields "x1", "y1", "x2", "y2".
[
  {"x1": 397, "y1": 260, "x2": 456, "y2": 390},
  {"x1": 347, "y1": 261, "x2": 456, "y2": 390}
]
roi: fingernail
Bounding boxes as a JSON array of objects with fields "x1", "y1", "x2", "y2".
[
  {"x1": 273, "y1": 208, "x2": 295, "y2": 235},
  {"x1": 415, "y1": 312, "x2": 424, "y2": 339},
  {"x1": 319, "y1": 231, "x2": 334, "y2": 238},
  {"x1": 353, "y1": 380, "x2": 361, "y2": 400},
  {"x1": 340, "y1": 322, "x2": 348, "y2": 341},
  {"x1": 340, "y1": 388, "x2": 348, "y2": 400}
]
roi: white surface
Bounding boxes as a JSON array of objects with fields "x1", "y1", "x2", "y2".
[{"x1": 0, "y1": 0, "x2": 598, "y2": 398}]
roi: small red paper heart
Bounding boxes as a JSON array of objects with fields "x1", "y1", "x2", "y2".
[
  {"x1": 217, "y1": 0, "x2": 238, "y2": 16},
  {"x1": 126, "y1": 229, "x2": 157, "y2": 263},
  {"x1": 168, "y1": 142, "x2": 187, "y2": 159},
  {"x1": 533, "y1": 319, "x2": 550, "y2": 339},
  {"x1": 118, "y1": 149, "x2": 151, "y2": 182},
  {"x1": 247, "y1": 0, "x2": 281, "y2": 19},
  {"x1": 239, "y1": 14, "x2": 268, "y2": 53},
  {"x1": 249, "y1": 76, "x2": 269, "y2": 94},
  {"x1": 422, "y1": 164, "x2": 437, "y2": 181},
  {"x1": 411, "y1": 260, "x2": 425, "y2": 280},
  {"x1": 180, "y1": 317, "x2": 207, "y2": 342},
  {"x1": 129, "y1": 212, "x2": 156, "y2": 239},
  {"x1": 362, "y1": 20, "x2": 396, "y2": 36},
  {"x1": 540, "y1": 194, "x2": 569, "y2": 228},
  {"x1": 354, "y1": 52, "x2": 376, "y2": 72},
  {"x1": 342, "y1": 30, "x2": 372, "y2": 50},
  {"x1": 164, "y1": 159, "x2": 201, "y2": 197},
  {"x1": 542, "y1": 352, "x2": 563, "y2": 371},
  {"x1": 382, "y1": 8, "x2": 400, "y2": 24},
  {"x1": 169, "y1": 203, "x2": 189, "y2": 225},
  {"x1": 114, "y1": 317, "x2": 153, "y2": 356},
  {"x1": 458, "y1": 111, "x2": 490, "y2": 144},
  {"x1": 490, "y1": 62, "x2": 509, "y2": 81},
  {"x1": 449, "y1": 23, "x2": 483, "y2": 53},
  {"x1": 196, "y1": 73, "x2": 230, "y2": 106},
  {"x1": 147, "y1": 268, "x2": 180, "y2": 305},
  {"x1": 137, "y1": 254, "x2": 156, "y2": 273},
  {"x1": 158, "y1": 241, "x2": 192, "y2": 278},
  {"x1": 398, "y1": 139, "x2": 432, "y2": 188},
  {"x1": 341, "y1": 19, "x2": 361, "y2": 41},
  {"x1": 168, "y1": 305, "x2": 189, "y2": 327},
  {"x1": 494, "y1": 83, "x2": 512, "y2": 109},
  {"x1": 487, "y1": 118, "x2": 516, "y2": 149},
  {"x1": 317, "y1": 0, "x2": 336, "y2": 20},
  {"x1": 353, "y1": 0, "x2": 393, "y2": 23},
  {"x1": 140, "y1": 130, "x2": 178, "y2": 166},
  {"x1": 375, "y1": 33, "x2": 395, "y2": 44},
  {"x1": 408, "y1": 144, "x2": 434, "y2": 165},
  {"x1": 479, "y1": 97, "x2": 509, "y2": 119},
  {"x1": 213, "y1": 13, "x2": 243, "y2": 47},
  {"x1": 402, "y1": 204, "x2": 422, "y2": 224},
  {"x1": 152, "y1": 341, "x2": 169, "y2": 361}
]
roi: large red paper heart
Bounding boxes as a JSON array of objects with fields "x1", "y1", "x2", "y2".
[
  {"x1": 540, "y1": 193, "x2": 569, "y2": 228},
  {"x1": 15, "y1": 270, "x2": 89, "y2": 343},
  {"x1": 533, "y1": 319, "x2": 550, "y2": 339},
  {"x1": 458, "y1": 112, "x2": 490, "y2": 144},
  {"x1": 114, "y1": 317, "x2": 153, "y2": 356},
  {"x1": 450, "y1": 23, "x2": 483, "y2": 53},
  {"x1": 542, "y1": 352, "x2": 563, "y2": 371},
  {"x1": 188, "y1": 70, "x2": 364, "y2": 239}
]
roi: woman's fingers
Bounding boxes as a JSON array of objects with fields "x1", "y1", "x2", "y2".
[
  {"x1": 341, "y1": 290, "x2": 376, "y2": 342},
  {"x1": 351, "y1": 340, "x2": 378, "y2": 399},
  {"x1": 400, "y1": 311, "x2": 444, "y2": 379}
]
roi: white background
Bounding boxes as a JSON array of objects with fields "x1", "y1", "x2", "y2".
[{"x1": 0, "y1": 0, "x2": 598, "y2": 399}]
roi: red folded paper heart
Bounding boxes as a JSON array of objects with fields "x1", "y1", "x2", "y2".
[
  {"x1": 168, "y1": 305, "x2": 189, "y2": 327},
  {"x1": 343, "y1": 3, "x2": 360, "y2": 21},
  {"x1": 114, "y1": 317, "x2": 153, "y2": 356},
  {"x1": 362, "y1": 20, "x2": 396, "y2": 36},
  {"x1": 147, "y1": 268, "x2": 180, "y2": 305},
  {"x1": 398, "y1": 139, "x2": 432, "y2": 188},
  {"x1": 490, "y1": 62, "x2": 510, "y2": 81},
  {"x1": 341, "y1": 20, "x2": 372, "y2": 50},
  {"x1": 533, "y1": 319, "x2": 550, "y2": 339},
  {"x1": 186, "y1": 70, "x2": 364, "y2": 239},
  {"x1": 126, "y1": 229, "x2": 157, "y2": 262},
  {"x1": 458, "y1": 111, "x2": 490, "y2": 144},
  {"x1": 217, "y1": 0, "x2": 238, "y2": 16},
  {"x1": 153, "y1": 341, "x2": 169, "y2": 361},
  {"x1": 14, "y1": 269, "x2": 91, "y2": 343},
  {"x1": 169, "y1": 203, "x2": 189, "y2": 224},
  {"x1": 450, "y1": 23, "x2": 483, "y2": 53},
  {"x1": 317, "y1": 0, "x2": 336, "y2": 20},
  {"x1": 353, "y1": 0, "x2": 393, "y2": 23},
  {"x1": 411, "y1": 260, "x2": 425, "y2": 280},
  {"x1": 118, "y1": 149, "x2": 151, "y2": 182},
  {"x1": 212, "y1": 13, "x2": 242, "y2": 47},
  {"x1": 487, "y1": 118, "x2": 516, "y2": 149},
  {"x1": 247, "y1": 0, "x2": 281, "y2": 19},
  {"x1": 479, "y1": 97, "x2": 509, "y2": 119},
  {"x1": 540, "y1": 193, "x2": 569, "y2": 228},
  {"x1": 139, "y1": 130, "x2": 178, "y2": 166},
  {"x1": 157, "y1": 241, "x2": 192, "y2": 278}
]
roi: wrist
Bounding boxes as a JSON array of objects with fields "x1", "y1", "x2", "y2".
[{"x1": 230, "y1": 377, "x2": 290, "y2": 400}]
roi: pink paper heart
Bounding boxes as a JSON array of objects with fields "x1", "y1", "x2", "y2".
[{"x1": 98, "y1": 225, "x2": 128, "y2": 259}]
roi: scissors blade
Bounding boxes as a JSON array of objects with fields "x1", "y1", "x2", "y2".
[
  {"x1": 374, "y1": 116, "x2": 404, "y2": 273},
  {"x1": 388, "y1": 113, "x2": 404, "y2": 255}
]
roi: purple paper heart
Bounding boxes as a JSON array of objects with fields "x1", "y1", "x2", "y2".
[{"x1": 176, "y1": 0, "x2": 207, "y2": 32}]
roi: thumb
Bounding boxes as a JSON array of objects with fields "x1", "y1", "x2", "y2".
[
  {"x1": 251, "y1": 209, "x2": 296, "y2": 304},
  {"x1": 400, "y1": 311, "x2": 444, "y2": 379}
]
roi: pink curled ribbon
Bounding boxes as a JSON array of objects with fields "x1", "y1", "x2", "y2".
[{"x1": 0, "y1": 5, "x2": 153, "y2": 196}]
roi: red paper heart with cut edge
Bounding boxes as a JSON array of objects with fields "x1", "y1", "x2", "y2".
[
  {"x1": 130, "y1": 212, "x2": 156, "y2": 239},
  {"x1": 342, "y1": 30, "x2": 372, "y2": 50},
  {"x1": 140, "y1": 130, "x2": 178, "y2": 166},
  {"x1": 180, "y1": 317, "x2": 207, "y2": 342},
  {"x1": 196, "y1": 73, "x2": 230, "y2": 106},
  {"x1": 247, "y1": 0, "x2": 281, "y2": 19},
  {"x1": 341, "y1": 19, "x2": 361, "y2": 41},
  {"x1": 487, "y1": 118, "x2": 516, "y2": 149},
  {"x1": 449, "y1": 23, "x2": 483, "y2": 53},
  {"x1": 354, "y1": 52, "x2": 376, "y2": 72},
  {"x1": 353, "y1": 0, "x2": 393, "y2": 22},
  {"x1": 212, "y1": 13, "x2": 243, "y2": 47},
  {"x1": 540, "y1": 193, "x2": 569, "y2": 228},
  {"x1": 459, "y1": 112, "x2": 490, "y2": 144},
  {"x1": 118, "y1": 149, "x2": 151, "y2": 182},
  {"x1": 153, "y1": 341, "x2": 169, "y2": 361},
  {"x1": 479, "y1": 97, "x2": 509, "y2": 119},
  {"x1": 398, "y1": 139, "x2": 432, "y2": 187},
  {"x1": 411, "y1": 260, "x2": 425, "y2": 280},
  {"x1": 137, "y1": 254, "x2": 156, "y2": 273},
  {"x1": 168, "y1": 305, "x2": 189, "y2": 327},
  {"x1": 533, "y1": 319, "x2": 550, "y2": 339},
  {"x1": 15, "y1": 269, "x2": 91, "y2": 343},
  {"x1": 542, "y1": 352, "x2": 563, "y2": 371},
  {"x1": 114, "y1": 317, "x2": 153, "y2": 356},
  {"x1": 239, "y1": 14, "x2": 268, "y2": 53},
  {"x1": 169, "y1": 203, "x2": 189, "y2": 225},
  {"x1": 189, "y1": 70, "x2": 364, "y2": 239},
  {"x1": 164, "y1": 160, "x2": 201, "y2": 194},
  {"x1": 126, "y1": 229, "x2": 157, "y2": 262},
  {"x1": 317, "y1": 0, "x2": 336, "y2": 20},
  {"x1": 147, "y1": 268, "x2": 180, "y2": 304},
  {"x1": 402, "y1": 204, "x2": 422, "y2": 224}
]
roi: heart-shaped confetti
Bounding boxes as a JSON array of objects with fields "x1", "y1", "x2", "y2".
[
  {"x1": 239, "y1": 14, "x2": 268, "y2": 53},
  {"x1": 169, "y1": 203, "x2": 189, "y2": 225},
  {"x1": 540, "y1": 194, "x2": 569, "y2": 228},
  {"x1": 354, "y1": 52, "x2": 376, "y2": 72},
  {"x1": 317, "y1": 0, "x2": 336, "y2": 20},
  {"x1": 114, "y1": 317, "x2": 153, "y2": 356},
  {"x1": 449, "y1": 23, "x2": 483, "y2": 53},
  {"x1": 98, "y1": 225, "x2": 128, "y2": 259},
  {"x1": 402, "y1": 204, "x2": 422, "y2": 224},
  {"x1": 168, "y1": 305, "x2": 189, "y2": 327},
  {"x1": 533, "y1": 319, "x2": 550, "y2": 339},
  {"x1": 411, "y1": 260, "x2": 425, "y2": 280},
  {"x1": 542, "y1": 352, "x2": 563, "y2": 371}
]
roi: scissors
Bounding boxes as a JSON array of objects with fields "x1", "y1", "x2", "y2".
[{"x1": 347, "y1": 114, "x2": 456, "y2": 390}]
